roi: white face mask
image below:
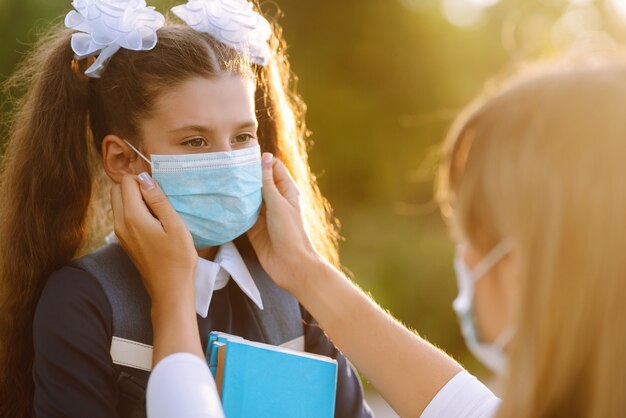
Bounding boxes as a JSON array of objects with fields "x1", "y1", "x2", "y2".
[{"x1": 453, "y1": 240, "x2": 514, "y2": 375}]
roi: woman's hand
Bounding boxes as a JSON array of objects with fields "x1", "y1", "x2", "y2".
[
  {"x1": 111, "y1": 172, "x2": 203, "y2": 365},
  {"x1": 111, "y1": 173, "x2": 197, "y2": 302},
  {"x1": 247, "y1": 153, "x2": 326, "y2": 295}
]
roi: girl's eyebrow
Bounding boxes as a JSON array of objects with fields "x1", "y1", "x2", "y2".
[
  {"x1": 168, "y1": 124, "x2": 213, "y2": 134},
  {"x1": 238, "y1": 120, "x2": 259, "y2": 130},
  {"x1": 168, "y1": 120, "x2": 258, "y2": 134}
]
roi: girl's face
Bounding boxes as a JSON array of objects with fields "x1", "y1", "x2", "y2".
[
  {"x1": 101, "y1": 74, "x2": 260, "y2": 259},
  {"x1": 130, "y1": 74, "x2": 258, "y2": 172}
]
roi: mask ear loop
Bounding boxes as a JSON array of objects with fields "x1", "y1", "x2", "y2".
[
  {"x1": 123, "y1": 139, "x2": 153, "y2": 167},
  {"x1": 470, "y1": 239, "x2": 517, "y2": 347},
  {"x1": 471, "y1": 240, "x2": 514, "y2": 280}
]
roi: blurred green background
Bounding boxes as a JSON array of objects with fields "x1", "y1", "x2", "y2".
[{"x1": 2, "y1": 0, "x2": 626, "y2": 391}]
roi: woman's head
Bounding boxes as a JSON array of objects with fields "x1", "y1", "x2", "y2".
[
  {"x1": 438, "y1": 58, "x2": 626, "y2": 417},
  {"x1": 0, "y1": 11, "x2": 338, "y2": 415}
]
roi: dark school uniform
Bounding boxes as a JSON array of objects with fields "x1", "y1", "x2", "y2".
[{"x1": 32, "y1": 239, "x2": 373, "y2": 418}]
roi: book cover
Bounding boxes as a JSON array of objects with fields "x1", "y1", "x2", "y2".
[{"x1": 207, "y1": 332, "x2": 338, "y2": 418}]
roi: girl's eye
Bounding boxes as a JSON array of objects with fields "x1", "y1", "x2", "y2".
[
  {"x1": 232, "y1": 133, "x2": 256, "y2": 145},
  {"x1": 182, "y1": 137, "x2": 208, "y2": 148}
]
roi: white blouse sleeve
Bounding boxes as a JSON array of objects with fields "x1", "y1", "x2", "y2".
[
  {"x1": 146, "y1": 352, "x2": 225, "y2": 418},
  {"x1": 420, "y1": 371, "x2": 501, "y2": 418}
]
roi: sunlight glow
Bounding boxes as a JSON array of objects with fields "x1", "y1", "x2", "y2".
[
  {"x1": 441, "y1": 0, "x2": 501, "y2": 27},
  {"x1": 609, "y1": 0, "x2": 626, "y2": 20}
]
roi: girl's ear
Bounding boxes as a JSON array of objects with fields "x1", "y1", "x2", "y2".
[{"x1": 102, "y1": 135, "x2": 148, "y2": 183}]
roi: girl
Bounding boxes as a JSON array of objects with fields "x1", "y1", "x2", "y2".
[
  {"x1": 0, "y1": 1, "x2": 372, "y2": 417},
  {"x1": 127, "y1": 56, "x2": 626, "y2": 418}
]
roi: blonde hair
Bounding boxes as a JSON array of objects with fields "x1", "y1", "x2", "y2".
[{"x1": 438, "y1": 56, "x2": 626, "y2": 417}]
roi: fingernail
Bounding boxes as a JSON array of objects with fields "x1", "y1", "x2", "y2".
[
  {"x1": 138, "y1": 172, "x2": 155, "y2": 191},
  {"x1": 262, "y1": 153, "x2": 273, "y2": 165}
]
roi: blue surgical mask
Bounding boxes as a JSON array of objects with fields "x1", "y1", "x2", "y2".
[
  {"x1": 125, "y1": 141, "x2": 262, "y2": 248},
  {"x1": 453, "y1": 240, "x2": 514, "y2": 375}
]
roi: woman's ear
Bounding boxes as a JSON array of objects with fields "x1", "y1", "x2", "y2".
[{"x1": 102, "y1": 135, "x2": 149, "y2": 184}]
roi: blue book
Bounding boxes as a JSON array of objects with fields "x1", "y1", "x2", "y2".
[{"x1": 206, "y1": 332, "x2": 338, "y2": 418}]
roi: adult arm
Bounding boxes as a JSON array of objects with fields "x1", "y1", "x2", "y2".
[
  {"x1": 247, "y1": 154, "x2": 464, "y2": 417},
  {"x1": 302, "y1": 308, "x2": 374, "y2": 418}
]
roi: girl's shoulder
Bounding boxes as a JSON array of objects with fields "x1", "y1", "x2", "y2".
[
  {"x1": 32, "y1": 266, "x2": 120, "y2": 417},
  {"x1": 34, "y1": 265, "x2": 113, "y2": 339}
]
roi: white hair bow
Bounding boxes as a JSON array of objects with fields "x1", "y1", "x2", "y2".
[
  {"x1": 65, "y1": 0, "x2": 165, "y2": 78},
  {"x1": 172, "y1": 0, "x2": 272, "y2": 66}
]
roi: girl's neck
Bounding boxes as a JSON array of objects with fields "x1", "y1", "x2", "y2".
[{"x1": 197, "y1": 246, "x2": 218, "y2": 261}]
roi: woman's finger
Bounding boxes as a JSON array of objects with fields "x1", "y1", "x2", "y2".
[
  {"x1": 120, "y1": 174, "x2": 160, "y2": 231},
  {"x1": 136, "y1": 172, "x2": 186, "y2": 231},
  {"x1": 260, "y1": 153, "x2": 282, "y2": 205},
  {"x1": 272, "y1": 159, "x2": 300, "y2": 207},
  {"x1": 260, "y1": 153, "x2": 300, "y2": 208}
]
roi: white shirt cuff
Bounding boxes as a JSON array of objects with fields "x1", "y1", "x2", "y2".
[
  {"x1": 146, "y1": 352, "x2": 224, "y2": 418},
  {"x1": 420, "y1": 370, "x2": 501, "y2": 418}
]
